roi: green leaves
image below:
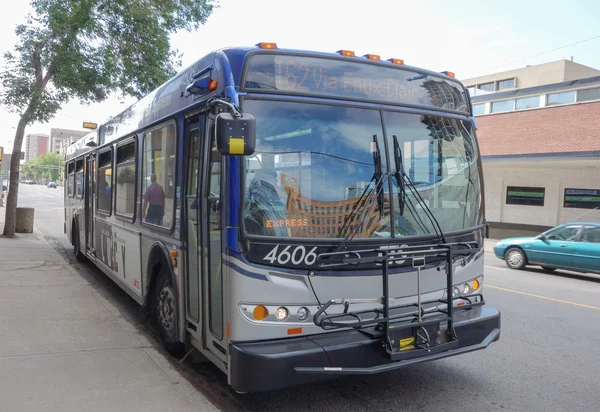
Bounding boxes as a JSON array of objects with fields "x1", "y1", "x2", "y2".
[
  {"x1": 22, "y1": 152, "x2": 63, "y2": 182},
  {"x1": 0, "y1": 0, "x2": 217, "y2": 126}
]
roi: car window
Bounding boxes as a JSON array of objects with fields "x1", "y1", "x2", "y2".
[
  {"x1": 581, "y1": 226, "x2": 600, "y2": 243},
  {"x1": 546, "y1": 225, "x2": 580, "y2": 241}
]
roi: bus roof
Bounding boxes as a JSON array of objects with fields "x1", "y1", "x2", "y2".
[{"x1": 67, "y1": 44, "x2": 466, "y2": 155}]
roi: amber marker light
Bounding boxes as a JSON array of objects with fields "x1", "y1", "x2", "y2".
[
  {"x1": 257, "y1": 42, "x2": 277, "y2": 49},
  {"x1": 337, "y1": 49, "x2": 355, "y2": 57},
  {"x1": 253, "y1": 305, "x2": 268, "y2": 320},
  {"x1": 388, "y1": 58, "x2": 405, "y2": 65}
]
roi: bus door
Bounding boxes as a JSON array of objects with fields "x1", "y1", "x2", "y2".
[
  {"x1": 184, "y1": 119, "x2": 203, "y2": 340},
  {"x1": 202, "y1": 123, "x2": 226, "y2": 362},
  {"x1": 85, "y1": 154, "x2": 95, "y2": 256},
  {"x1": 185, "y1": 115, "x2": 226, "y2": 364}
]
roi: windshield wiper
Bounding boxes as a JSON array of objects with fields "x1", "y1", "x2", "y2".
[
  {"x1": 392, "y1": 135, "x2": 447, "y2": 244},
  {"x1": 335, "y1": 135, "x2": 385, "y2": 252},
  {"x1": 392, "y1": 135, "x2": 405, "y2": 216}
]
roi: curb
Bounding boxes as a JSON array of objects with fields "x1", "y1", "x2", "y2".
[{"x1": 32, "y1": 225, "x2": 95, "y2": 283}]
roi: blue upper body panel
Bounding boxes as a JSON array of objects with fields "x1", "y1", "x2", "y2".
[{"x1": 74, "y1": 45, "x2": 467, "y2": 151}]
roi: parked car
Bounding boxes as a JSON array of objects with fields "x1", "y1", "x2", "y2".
[
  {"x1": 493, "y1": 222, "x2": 600, "y2": 274},
  {"x1": 47, "y1": 182, "x2": 57, "y2": 188}
]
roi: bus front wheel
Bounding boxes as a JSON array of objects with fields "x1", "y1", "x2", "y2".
[
  {"x1": 72, "y1": 223, "x2": 85, "y2": 262},
  {"x1": 154, "y1": 271, "x2": 186, "y2": 359}
]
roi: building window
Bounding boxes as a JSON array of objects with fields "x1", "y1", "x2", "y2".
[
  {"x1": 472, "y1": 103, "x2": 485, "y2": 115},
  {"x1": 142, "y1": 123, "x2": 176, "y2": 229},
  {"x1": 515, "y1": 96, "x2": 540, "y2": 110},
  {"x1": 577, "y1": 87, "x2": 600, "y2": 103},
  {"x1": 547, "y1": 91, "x2": 576, "y2": 106},
  {"x1": 115, "y1": 141, "x2": 136, "y2": 219},
  {"x1": 491, "y1": 100, "x2": 514, "y2": 113},
  {"x1": 563, "y1": 188, "x2": 600, "y2": 209},
  {"x1": 478, "y1": 82, "x2": 494, "y2": 92},
  {"x1": 506, "y1": 186, "x2": 545, "y2": 206},
  {"x1": 497, "y1": 78, "x2": 515, "y2": 90},
  {"x1": 97, "y1": 149, "x2": 113, "y2": 213}
]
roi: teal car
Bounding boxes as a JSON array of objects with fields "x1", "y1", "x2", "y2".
[{"x1": 493, "y1": 222, "x2": 600, "y2": 274}]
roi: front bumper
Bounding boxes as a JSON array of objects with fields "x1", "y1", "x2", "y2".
[
  {"x1": 493, "y1": 245, "x2": 506, "y2": 259},
  {"x1": 230, "y1": 306, "x2": 500, "y2": 392}
]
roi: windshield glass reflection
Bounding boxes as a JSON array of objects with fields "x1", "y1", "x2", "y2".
[{"x1": 241, "y1": 100, "x2": 481, "y2": 239}]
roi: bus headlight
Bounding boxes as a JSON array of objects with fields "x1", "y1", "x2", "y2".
[
  {"x1": 463, "y1": 283, "x2": 472, "y2": 294},
  {"x1": 297, "y1": 307, "x2": 310, "y2": 321},
  {"x1": 275, "y1": 307, "x2": 289, "y2": 321}
]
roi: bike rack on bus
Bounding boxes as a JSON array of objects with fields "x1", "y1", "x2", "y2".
[{"x1": 312, "y1": 242, "x2": 484, "y2": 361}]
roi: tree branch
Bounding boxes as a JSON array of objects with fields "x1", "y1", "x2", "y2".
[
  {"x1": 33, "y1": 46, "x2": 43, "y2": 87},
  {"x1": 40, "y1": 63, "x2": 55, "y2": 90}
]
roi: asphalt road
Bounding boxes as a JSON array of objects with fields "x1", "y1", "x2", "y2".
[{"x1": 15, "y1": 184, "x2": 600, "y2": 412}]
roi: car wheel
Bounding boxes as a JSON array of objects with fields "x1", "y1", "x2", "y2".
[
  {"x1": 505, "y1": 247, "x2": 526, "y2": 270},
  {"x1": 541, "y1": 266, "x2": 556, "y2": 272},
  {"x1": 154, "y1": 271, "x2": 186, "y2": 359}
]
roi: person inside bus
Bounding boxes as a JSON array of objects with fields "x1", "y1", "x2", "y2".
[
  {"x1": 143, "y1": 173, "x2": 165, "y2": 225},
  {"x1": 99, "y1": 181, "x2": 111, "y2": 211}
]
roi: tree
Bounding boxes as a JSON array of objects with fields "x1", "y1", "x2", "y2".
[
  {"x1": 0, "y1": 0, "x2": 216, "y2": 237},
  {"x1": 23, "y1": 152, "x2": 62, "y2": 182}
]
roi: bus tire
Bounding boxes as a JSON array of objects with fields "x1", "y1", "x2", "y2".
[
  {"x1": 154, "y1": 270, "x2": 186, "y2": 359},
  {"x1": 72, "y1": 222, "x2": 86, "y2": 262}
]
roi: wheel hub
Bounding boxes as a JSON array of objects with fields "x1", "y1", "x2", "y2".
[
  {"x1": 507, "y1": 250, "x2": 523, "y2": 267},
  {"x1": 158, "y1": 287, "x2": 175, "y2": 333}
]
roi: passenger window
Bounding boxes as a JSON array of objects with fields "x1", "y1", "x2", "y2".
[
  {"x1": 67, "y1": 162, "x2": 75, "y2": 197},
  {"x1": 581, "y1": 227, "x2": 600, "y2": 243},
  {"x1": 142, "y1": 124, "x2": 176, "y2": 229},
  {"x1": 75, "y1": 159, "x2": 84, "y2": 198},
  {"x1": 97, "y1": 150, "x2": 113, "y2": 213},
  {"x1": 115, "y1": 141, "x2": 136, "y2": 219}
]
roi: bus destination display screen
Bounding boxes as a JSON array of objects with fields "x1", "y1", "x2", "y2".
[{"x1": 242, "y1": 54, "x2": 470, "y2": 114}]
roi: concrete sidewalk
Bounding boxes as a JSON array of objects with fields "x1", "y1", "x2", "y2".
[{"x1": 0, "y1": 212, "x2": 219, "y2": 412}]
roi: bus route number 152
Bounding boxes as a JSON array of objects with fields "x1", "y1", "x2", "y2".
[{"x1": 263, "y1": 245, "x2": 319, "y2": 266}]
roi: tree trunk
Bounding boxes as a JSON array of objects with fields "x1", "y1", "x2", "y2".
[{"x1": 3, "y1": 117, "x2": 28, "y2": 237}]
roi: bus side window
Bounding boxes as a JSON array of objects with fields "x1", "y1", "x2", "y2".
[
  {"x1": 67, "y1": 162, "x2": 75, "y2": 197},
  {"x1": 75, "y1": 159, "x2": 84, "y2": 198},
  {"x1": 142, "y1": 123, "x2": 176, "y2": 228},
  {"x1": 97, "y1": 149, "x2": 113, "y2": 214},
  {"x1": 115, "y1": 141, "x2": 136, "y2": 219}
]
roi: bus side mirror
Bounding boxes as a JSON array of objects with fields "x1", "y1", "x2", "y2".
[{"x1": 216, "y1": 113, "x2": 256, "y2": 156}]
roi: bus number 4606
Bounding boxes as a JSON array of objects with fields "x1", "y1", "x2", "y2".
[{"x1": 263, "y1": 245, "x2": 319, "y2": 266}]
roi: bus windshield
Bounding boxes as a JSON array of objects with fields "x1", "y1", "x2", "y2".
[{"x1": 241, "y1": 99, "x2": 481, "y2": 239}]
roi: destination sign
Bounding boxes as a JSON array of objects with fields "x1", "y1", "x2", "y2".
[{"x1": 243, "y1": 54, "x2": 470, "y2": 114}]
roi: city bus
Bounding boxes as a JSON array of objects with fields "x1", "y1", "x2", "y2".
[{"x1": 64, "y1": 43, "x2": 501, "y2": 393}]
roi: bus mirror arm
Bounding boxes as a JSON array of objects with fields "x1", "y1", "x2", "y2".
[{"x1": 208, "y1": 195, "x2": 220, "y2": 212}]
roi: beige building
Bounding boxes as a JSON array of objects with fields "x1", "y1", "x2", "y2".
[
  {"x1": 50, "y1": 128, "x2": 89, "y2": 154},
  {"x1": 463, "y1": 59, "x2": 600, "y2": 96},
  {"x1": 460, "y1": 59, "x2": 600, "y2": 238}
]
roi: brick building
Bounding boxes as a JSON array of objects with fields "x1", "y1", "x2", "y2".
[
  {"x1": 24, "y1": 134, "x2": 49, "y2": 162},
  {"x1": 462, "y1": 60, "x2": 600, "y2": 238}
]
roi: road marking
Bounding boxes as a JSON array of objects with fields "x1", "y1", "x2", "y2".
[
  {"x1": 485, "y1": 265, "x2": 511, "y2": 271},
  {"x1": 486, "y1": 284, "x2": 600, "y2": 311}
]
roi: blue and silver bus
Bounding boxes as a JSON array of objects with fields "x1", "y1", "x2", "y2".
[{"x1": 64, "y1": 43, "x2": 500, "y2": 393}]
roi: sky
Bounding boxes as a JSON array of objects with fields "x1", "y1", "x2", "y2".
[{"x1": 1, "y1": 0, "x2": 599, "y2": 152}]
